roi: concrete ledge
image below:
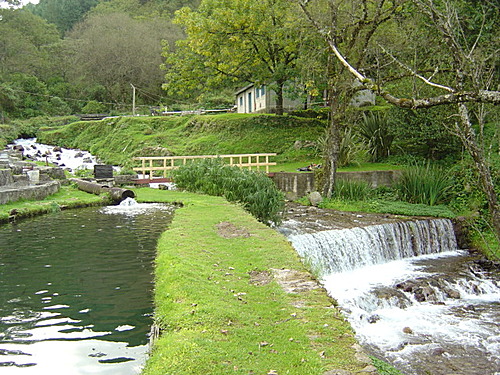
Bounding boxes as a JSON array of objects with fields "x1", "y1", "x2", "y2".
[
  {"x1": 0, "y1": 181, "x2": 61, "y2": 205},
  {"x1": 271, "y1": 172, "x2": 315, "y2": 200},
  {"x1": 271, "y1": 170, "x2": 402, "y2": 199},
  {"x1": 338, "y1": 170, "x2": 402, "y2": 188}
]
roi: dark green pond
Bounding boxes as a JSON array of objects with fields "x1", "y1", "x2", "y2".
[{"x1": 0, "y1": 202, "x2": 174, "y2": 374}]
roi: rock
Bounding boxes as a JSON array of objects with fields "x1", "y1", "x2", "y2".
[
  {"x1": 74, "y1": 152, "x2": 84, "y2": 158},
  {"x1": 53, "y1": 146, "x2": 62, "y2": 152},
  {"x1": 432, "y1": 347, "x2": 446, "y2": 356},
  {"x1": 293, "y1": 140, "x2": 302, "y2": 150},
  {"x1": 403, "y1": 327, "x2": 413, "y2": 334},
  {"x1": 308, "y1": 191, "x2": 323, "y2": 207},
  {"x1": 368, "y1": 314, "x2": 380, "y2": 324}
]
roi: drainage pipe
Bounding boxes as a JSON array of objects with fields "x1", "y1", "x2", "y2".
[{"x1": 71, "y1": 178, "x2": 135, "y2": 203}]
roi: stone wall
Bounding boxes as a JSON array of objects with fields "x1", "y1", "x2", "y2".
[
  {"x1": 0, "y1": 169, "x2": 14, "y2": 187},
  {"x1": 0, "y1": 180, "x2": 61, "y2": 205},
  {"x1": 271, "y1": 170, "x2": 402, "y2": 199}
]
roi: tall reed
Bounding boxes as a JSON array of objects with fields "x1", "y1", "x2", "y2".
[
  {"x1": 172, "y1": 158, "x2": 284, "y2": 225},
  {"x1": 334, "y1": 178, "x2": 372, "y2": 201},
  {"x1": 395, "y1": 164, "x2": 452, "y2": 206}
]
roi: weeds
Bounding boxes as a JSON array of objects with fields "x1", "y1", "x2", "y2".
[
  {"x1": 334, "y1": 179, "x2": 373, "y2": 201},
  {"x1": 172, "y1": 158, "x2": 284, "y2": 225},
  {"x1": 395, "y1": 164, "x2": 452, "y2": 206}
]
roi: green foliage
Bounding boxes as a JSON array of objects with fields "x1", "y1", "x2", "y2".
[
  {"x1": 333, "y1": 179, "x2": 373, "y2": 201},
  {"x1": 319, "y1": 198, "x2": 456, "y2": 219},
  {"x1": 81, "y1": 100, "x2": 107, "y2": 114},
  {"x1": 38, "y1": 114, "x2": 326, "y2": 167},
  {"x1": 172, "y1": 158, "x2": 285, "y2": 225},
  {"x1": 288, "y1": 108, "x2": 330, "y2": 120},
  {"x1": 395, "y1": 164, "x2": 453, "y2": 206},
  {"x1": 164, "y1": 0, "x2": 305, "y2": 109},
  {"x1": 358, "y1": 112, "x2": 394, "y2": 162},
  {"x1": 386, "y1": 101, "x2": 461, "y2": 161},
  {"x1": 370, "y1": 357, "x2": 404, "y2": 375},
  {"x1": 31, "y1": 0, "x2": 99, "y2": 34}
]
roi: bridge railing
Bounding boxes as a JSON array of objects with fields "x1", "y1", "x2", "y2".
[{"x1": 133, "y1": 153, "x2": 277, "y2": 180}]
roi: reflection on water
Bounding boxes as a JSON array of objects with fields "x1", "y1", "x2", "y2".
[{"x1": 0, "y1": 204, "x2": 174, "y2": 374}]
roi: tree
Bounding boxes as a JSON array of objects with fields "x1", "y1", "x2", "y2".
[
  {"x1": 296, "y1": 0, "x2": 404, "y2": 196},
  {"x1": 164, "y1": 0, "x2": 306, "y2": 114},
  {"x1": 65, "y1": 12, "x2": 183, "y2": 105},
  {"x1": 0, "y1": 8, "x2": 60, "y2": 76},
  {"x1": 31, "y1": 0, "x2": 99, "y2": 34},
  {"x1": 299, "y1": 0, "x2": 500, "y2": 237}
]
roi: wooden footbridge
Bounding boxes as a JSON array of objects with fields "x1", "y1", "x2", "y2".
[{"x1": 132, "y1": 153, "x2": 276, "y2": 183}]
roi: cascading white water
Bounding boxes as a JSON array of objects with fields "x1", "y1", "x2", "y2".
[
  {"x1": 283, "y1": 218, "x2": 500, "y2": 375},
  {"x1": 289, "y1": 219, "x2": 457, "y2": 275}
]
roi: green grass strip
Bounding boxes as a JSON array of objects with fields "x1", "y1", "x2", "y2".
[
  {"x1": 0, "y1": 184, "x2": 108, "y2": 223},
  {"x1": 135, "y1": 188, "x2": 367, "y2": 375}
]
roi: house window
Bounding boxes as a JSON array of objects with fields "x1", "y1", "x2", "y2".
[
  {"x1": 239, "y1": 96, "x2": 243, "y2": 106},
  {"x1": 261, "y1": 86, "x2": 266, "y2": 96},
  {"x1": 256, "y1": 87, "x2": 260, "y2": 98}
]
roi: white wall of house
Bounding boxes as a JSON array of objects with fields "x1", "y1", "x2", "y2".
[{"x1": 235, "y1": 84, "x2": 301, "y2": 114}]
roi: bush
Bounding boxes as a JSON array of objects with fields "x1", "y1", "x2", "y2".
[
  {"x1": 172, "y1": 158, "x2": 284, "y2": 225},
  {"x1": 81, "y1": 100, "x2": 107, "y2": 114},
  {"x1": 358, "y1": 112, "x2": 394, "y2": 162},
  {"x1": 334, "y1": 178, "x2": 373, "y2": 201},
  {"x1": 395, "y1": 164, "x2": 452, "y2": 206}
]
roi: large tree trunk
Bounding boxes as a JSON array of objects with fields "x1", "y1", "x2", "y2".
[
  {"x1": 275, "y1": 80, "x2": 285, "y2": 116},
  {"x1": 322, "y1": 105, "x2": 341, "y2": 197},
  {"x1": 457, "y1": 104, "x2": 500, "y2": 238}
]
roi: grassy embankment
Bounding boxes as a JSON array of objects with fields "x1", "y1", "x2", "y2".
[
  {"x1": 134, "y1": 188, "x2": 372, "y2": 375},
  {"x1": 36, "y1": 114, "x2": 326, "y2": 170},
  {"x1": 0, "y1": 184, "x2": 107, "y2": 223}
]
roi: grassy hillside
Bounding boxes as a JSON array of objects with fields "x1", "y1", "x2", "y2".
[{"x1": 37, "y1": 114, "x2": 327, "y2": 168}]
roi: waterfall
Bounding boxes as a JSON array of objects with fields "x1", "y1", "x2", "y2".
[
  {"x1": 283, "y1": 217, "x2": 500, "y2": 375},
  {"x1": 289, "y1": 219, "x2": 458, "y2": 276}
]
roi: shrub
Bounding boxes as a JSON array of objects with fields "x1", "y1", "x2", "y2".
[
  {"x1": 358, "y1": 112, "x2": 394, "y2": 162},
  {"x1": 172, "y1": 158, "x2": 284, "y2": 225},
  {"x1": 81, "y1": 100, "x2": 107, "y2": 114},
  {"x1": 334, "y1": 178, "x2": 373, "y2": 201},
  {"x1": 395, "y1": 164, "x2": 452, "y2": 206}
]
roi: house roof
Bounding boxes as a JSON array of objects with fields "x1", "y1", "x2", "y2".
[{"x1": 235, "y1": 84, "x2": 255, "y2": 96}]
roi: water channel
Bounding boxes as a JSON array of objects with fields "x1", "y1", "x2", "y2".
[{"x1": 0, "y1": 202, "x2": 173, "y2": 374}]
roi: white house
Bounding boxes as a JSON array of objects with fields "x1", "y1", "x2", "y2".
[
  {"x1": 235, "y1": 82, "x2": 374, "y2": 114},
  {"x1": 235, "y1": 84, "x2": 303, "y2": 114}
]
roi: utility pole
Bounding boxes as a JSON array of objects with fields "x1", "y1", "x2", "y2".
[{"x1": 130, "y1": 83, "x2": 136, "y2": 116}]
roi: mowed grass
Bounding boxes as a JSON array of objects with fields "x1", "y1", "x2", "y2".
[
  {"x1": 0, "y1": 184, "x2": 107, "y2": 223},
  {"x1": 135, "y1": 188, "x2": 366, "y2": 375}
]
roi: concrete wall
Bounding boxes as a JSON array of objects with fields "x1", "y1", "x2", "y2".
[
  {"x1": 271, "y1": 170, "x2": 402, "y2": 199},
  {"x1": 0, "y1": 169, "x2": 14, "y2": 187},
  {"x1": 337, "y1": 170, "x2": 402, "y2": 188},
  {"x1": 0, "y1": 181, "x2": 61, "y2": 205},
  {"x1": 271, "y1": 172, "x2": 315, "y2": 200}
]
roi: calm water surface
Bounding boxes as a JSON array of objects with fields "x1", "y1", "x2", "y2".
[{"x1": 0, "y1": 204, "x2": 173, "y2": 374}]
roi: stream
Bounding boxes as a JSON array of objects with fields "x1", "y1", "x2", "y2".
[
  {"x1": 280, "y1": 207, "x2": 500, "y2": 375},
  {"x1": 0, "y1": 202, "x2": 173, "y2": 374}
]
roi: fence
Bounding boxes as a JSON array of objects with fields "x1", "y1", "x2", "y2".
[{"x1": 133, "y1": 153, "x2": 277, "y2": 179}]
